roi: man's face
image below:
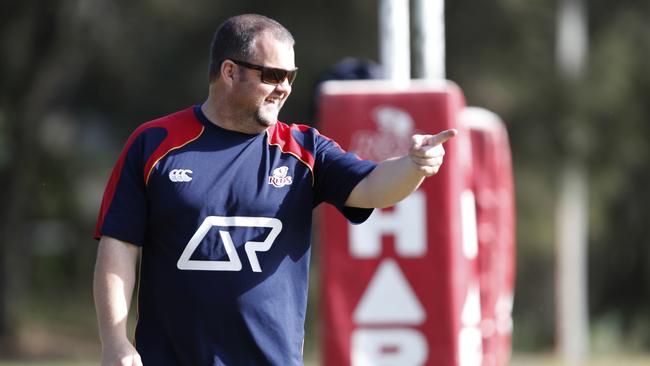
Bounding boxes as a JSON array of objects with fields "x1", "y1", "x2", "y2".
[{"x1": 232, "y1": 33, "x2": 295, "y2": 131}]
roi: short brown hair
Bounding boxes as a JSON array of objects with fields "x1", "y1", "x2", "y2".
[{"x1": 208, "y1": 14, "x2": 294, "y2": 82}]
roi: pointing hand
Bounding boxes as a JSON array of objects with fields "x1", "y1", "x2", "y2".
[{"x1": 409, "y1": 129, "x2": 458, "y2": 177}]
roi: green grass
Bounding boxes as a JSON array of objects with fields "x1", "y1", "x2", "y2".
[{"x1": 511, "y1": 354, "x2": 650, "y2": 366}]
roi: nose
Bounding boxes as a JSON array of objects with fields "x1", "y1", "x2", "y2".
[{"x1": 275, "y1": 78, "x2": 292, "y2": 96}]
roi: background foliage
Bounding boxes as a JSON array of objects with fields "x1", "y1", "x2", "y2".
[{"x1": 1, "y1": 0, "x2": 649, "y2": 360}]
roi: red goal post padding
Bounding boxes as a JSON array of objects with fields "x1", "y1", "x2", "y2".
[{"x1": 316, "y1": 80, "x2": 515, "y2": 366}]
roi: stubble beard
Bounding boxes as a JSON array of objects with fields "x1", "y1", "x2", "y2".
[
  {"x1": 255, "y1": 110, "x2": 272, "y2": 127},
  {"x1": 254, "y1": 104, "x2": 281, "y2": 128}
]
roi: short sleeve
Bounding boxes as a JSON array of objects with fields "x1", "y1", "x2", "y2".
[
  {"x1": 94, "y1": 128, "x2": 163, "y2": 246},
  {"x1": 312, "y1": 131, "x2": 377, "y2": 223}
]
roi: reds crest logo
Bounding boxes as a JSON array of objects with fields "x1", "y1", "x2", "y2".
[
  {"x1": 268, "y1": 166, "x2": 293, "y2": 188},
  {"x1": 350, "y1": 106, "x2": 416, "y2": 161}
]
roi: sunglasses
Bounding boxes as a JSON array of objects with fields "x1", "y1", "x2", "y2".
[{"x1": 229, "y1": 59, "x2": 298, "y2": 85}]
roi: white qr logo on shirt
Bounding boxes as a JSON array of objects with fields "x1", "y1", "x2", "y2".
[{"x1": 177, "y1": 216, "x2": 282, "y2": 273}]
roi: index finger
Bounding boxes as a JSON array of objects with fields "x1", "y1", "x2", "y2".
[{"x1": 424, "y1": 129, "x2": 458, "y2": 146}]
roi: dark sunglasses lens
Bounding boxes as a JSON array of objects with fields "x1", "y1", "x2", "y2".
[
  {"x1": 262, "y1": 68, "x2": 297, "y2": 85},
  {"x1": 262, "y1": 69, "x2": 284, "y2": 84}
]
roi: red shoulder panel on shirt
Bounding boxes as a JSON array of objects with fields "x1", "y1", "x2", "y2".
[
  {"x1": 94, "y1": 107, "x2": 203, "y2": 239},
  {"x1": 267, "y1": 122, "x2": 315, "y2": 181},
  {"x1": 142, "y1": 109, "x2": 204, "y2": 184}
]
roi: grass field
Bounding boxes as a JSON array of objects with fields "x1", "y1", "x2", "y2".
[
  {"x1": 2, "y1": 354, "x2": 650, "y2": 366},
  {"x1": 509, "y1": 354, "x2": 650, "y2": 366}
]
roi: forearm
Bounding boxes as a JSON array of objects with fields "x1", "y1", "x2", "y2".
[
  {"x1": 93, "y1": 236, "x2": 139, "y2": 347},
  {"x1": 346, "y1": 156, "x2": 426, "y2": 208}
]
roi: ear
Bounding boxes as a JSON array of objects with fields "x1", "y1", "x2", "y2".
[{"x1": 220, "y1": 60, "x2": 237, "y2": 85}]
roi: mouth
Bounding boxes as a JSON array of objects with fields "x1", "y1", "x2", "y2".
[{"x1": 264, "y1": 96, "x2": 282, "y2": 108}]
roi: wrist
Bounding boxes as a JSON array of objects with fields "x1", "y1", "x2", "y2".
[{"x1": 99, "y1": 330, "x2": 132, "y2": 349}]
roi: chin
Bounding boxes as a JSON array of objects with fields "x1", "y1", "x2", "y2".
[
  {"x1": 255, "y1": 115, "x2": 276, "y2": 128},
  {"x1": 255, "y1": 109, "x2": 280, "y2": 127}
]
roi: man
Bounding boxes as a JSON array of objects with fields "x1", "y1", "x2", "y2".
[{"x1": 94, "y1": 14, "x2": 456, "y2": 366}]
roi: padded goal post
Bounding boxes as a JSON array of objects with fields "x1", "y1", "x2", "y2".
[{"x1": 316, "y1": 80, "x2": 515, "y2": 366}]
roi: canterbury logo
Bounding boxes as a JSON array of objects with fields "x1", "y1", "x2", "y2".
[
  {"x1": 169, "y1": 169, "x2": 193, "y2": 182},
  {"x1": 268, "y1": 166, "x2": 292, "y2": 188}
]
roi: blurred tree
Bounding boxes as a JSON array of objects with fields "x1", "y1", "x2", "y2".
[
  {"x1": 447, "y1": 0, "x2": 650, "y2": 351},
  {"x1": 0, "y1": 0, "x2": 82, "y2": 350},
  {"x1": 585, "y1": 2, "x2": 650, "y2": 350}
]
